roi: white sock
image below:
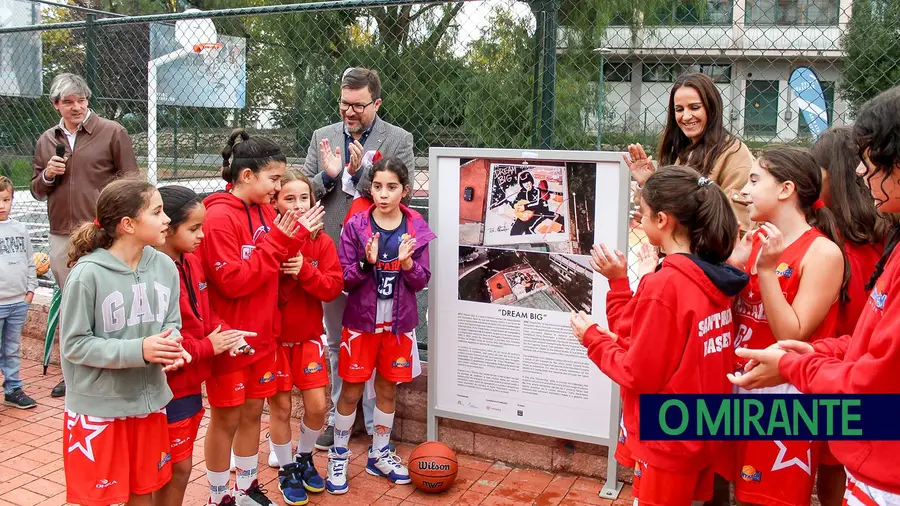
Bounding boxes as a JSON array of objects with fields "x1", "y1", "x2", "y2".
[
  {"x1": 334, "y1": 409, "x2": 356, "y2": 450},
  {"x1": 297, "y1": 419, "x2": 322, "y2": 455},
  {"x1": 372, "y1": 407, "x2": 394, "y2": 451},
  {"x1": 233, "y1": 454, "x2": 258, "y2": 492},
  {"x1": 272, "y1": 441, "x2": 294, "y2": 468},
  {"x1": 207, "y1": 469, "x2": 231, "y2": 503}
]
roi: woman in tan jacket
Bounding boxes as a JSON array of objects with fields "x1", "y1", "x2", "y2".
[{"x1": 628, "y1": 72, "x2": 753, "y2": 233}]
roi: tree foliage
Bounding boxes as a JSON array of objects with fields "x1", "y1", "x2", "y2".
[{"x1": 841, "y1": 0, "x2": 900, "y2": 114}]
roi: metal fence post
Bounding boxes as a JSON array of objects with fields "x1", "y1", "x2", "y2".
[
  {"x1": 538, "y1": 0, "x2": 559, "y2": 150},
  {"x1": 85, "y1": 14, "x2": 98, "y2": 103}
]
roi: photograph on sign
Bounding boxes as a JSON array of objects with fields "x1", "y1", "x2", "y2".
[
  {"x1": 459, "y1": 159, "x2": 596, "y2": 255},
  {"x1": 149, "y1": 22, "x2": 246, "y2": 108},
  {"x1": 458, "y1": 246, "x2": 593, "y2": 313},
  {"x1": 0, "y1": 0, "x2": 42, "y2": 98}
]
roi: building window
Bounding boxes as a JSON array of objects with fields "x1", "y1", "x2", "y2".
[
  {"x1": 745, "y1": 0, "x2": 839, "y2": 25},
  {"x1": 603, "y1": 62, "x2": 631, "y2": 82},
  {"x1": 797, "y1": 80, "x2": 834, "y2": 137},
  {"x1": 745, "y1": 80, "x2": 780, "y2": 137},
  {"x1": 642, "y1": 63, "x2": 731, "y2": 83},
  {"x1": 651, "y1": 0, "x2": 733, "y2": 25}
]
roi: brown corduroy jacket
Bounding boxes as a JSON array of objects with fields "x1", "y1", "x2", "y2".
[{"x1": 31, "y1": 112, "x2": 139, "y2": 235}]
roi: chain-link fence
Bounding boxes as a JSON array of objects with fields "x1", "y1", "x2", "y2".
[{"x1": 1, "y1": 0, "x2": 897, "y2": 354}]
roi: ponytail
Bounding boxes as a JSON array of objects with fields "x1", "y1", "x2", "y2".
[
  {"x1": 67, "y1": 178, "x2": 157, "y2": 267},
  {"x1": 643, "y1": 165, "x2": 738, "y2": 264},
  {"x1": 221, "y1": 128, "x2": 286, "y2": 186},
  {"x1": 68, "y1": 221, "x2": 114, "y2": 267},
  {"x1": 758, "y1": 146, "x2": 850, "y2": 302}
]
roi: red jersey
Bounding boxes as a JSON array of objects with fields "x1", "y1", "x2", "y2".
[
  {"x1": 780, "y1": 243, "x2": 900, "y2": 494},
  {"x1": 166, "y1": 252, "x2": 231, "y2": 399},
  {"x1": 198, "y1": 192, "x2": 304, "y2": 374},
  {"x1": 585, "y1": 253, "x2": 747, "y2": 472},
  {"x1": 733, "y1": 228, "x2": 838, "y2": 363},
  {"x1": 839, "y1": 242, "x2": 883, "y2": 336},
  {"x1": 278, "y1": 233, "x2": 344, "y2": 343}
]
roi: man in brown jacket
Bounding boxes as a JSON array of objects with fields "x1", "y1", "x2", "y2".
[{"x1": 30, "y1": 73, "x2": 139, "y2": 397}]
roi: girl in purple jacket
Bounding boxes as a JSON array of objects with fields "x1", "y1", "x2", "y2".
[{"x1": 328, "y1": 156, "x2": 435, "y2": 495}]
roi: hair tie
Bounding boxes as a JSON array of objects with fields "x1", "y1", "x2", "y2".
[
  {"x1": 698, "y1": 176, "x2": 713, "y2": 188},
  {"x1": 225, "y1": 182, "x2": 234, "y2": 192},
  {"x1": 812, "y1": 198, "x2": 826, "y2": 211},
  {"x1": 93, "y1": 218, "x2": 102, "y2": 228}
]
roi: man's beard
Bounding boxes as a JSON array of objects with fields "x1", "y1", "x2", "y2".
[{"x1": 344, "y1": 118, "x2": 368, "y2": 134}]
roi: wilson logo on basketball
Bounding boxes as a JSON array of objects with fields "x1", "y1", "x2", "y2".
[{"x1": 418, "y1": 462, "x2": 452, "y2": 471}]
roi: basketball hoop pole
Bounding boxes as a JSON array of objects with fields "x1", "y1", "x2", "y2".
[{"x1": 147, "y1": 47, "x2": 193, "y2": 186}]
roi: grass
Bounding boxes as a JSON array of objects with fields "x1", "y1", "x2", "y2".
[{"x1": 0, "y1": 157, "x2": 33, "y2": 187}]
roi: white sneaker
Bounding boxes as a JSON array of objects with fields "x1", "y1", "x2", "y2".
[
  {"x1": 267, "y1": 434, "x2": 279, "y2": 468},
  {"x1": 230, "y1": 452, "x2": 236, "y2": 472},
  {"x1": 366, "y1": 445, "x2": 411, "y2": 484},
  {"x1": 325, "y1": 447, "x2": 351, "y2": 494}
]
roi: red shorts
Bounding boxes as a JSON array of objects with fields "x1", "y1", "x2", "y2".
[
  {"x1": 844, "y1": 472, "x2": 899, "y2": 506},
  {"x1": 206, "y1": 352, "x2": 278, "y2": 408},
  {"x1": 735, "y1": 439, "x2": 821, "y2": 506},
  {"x1": 276, "y1": 341, "x2": 329, "y2": 392},
  {"x1": 614, "y1": 426, "x2": 635, "y2": 468},
  {"x1": 168, "y1": 409, "x2": 205, "y2": 464},
  {"x1": 338, "y1": 327, "x2": 415, "y2": 383},
  {"x1": 63, "y1": 409, "x2": 172, "y2": 506},
  {"x1": 632, "y1": 459, "x2": 714, "y2": 506}
]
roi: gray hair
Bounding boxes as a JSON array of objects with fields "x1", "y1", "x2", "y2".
[
  {"x1": 341, "y1": 67, "x2": 381, "y2": 100},
  {"x1": 49, "y1": 73, "x2": 92, "y2": 103}
]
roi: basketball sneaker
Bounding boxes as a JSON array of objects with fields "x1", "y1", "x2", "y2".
[
  {"x1": 235, "y1": 480, "x2": 275, "y2": 506},
  {"x1": 326, "y1": 447, "x2": 351, "y2": 494},
  {"x1": 366, "y1": 445, "x2": 411, "y2": 484},
  {"x1": 277, "y1": 462, "x2": 309, "y2": 505},
  {"x1": 207, "y1": 494, "x2": 237, "y2": 506},
  {"x1": 296, "y1": 452, "x2": 325, "y2": 493}
]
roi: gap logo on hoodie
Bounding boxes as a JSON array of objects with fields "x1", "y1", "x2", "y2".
[{"x1": 101, "y1": 282, "x2": 172, "y2": 333}]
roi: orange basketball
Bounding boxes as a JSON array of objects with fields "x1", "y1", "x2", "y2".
[
  {"x1": 408, "y1": 441, "x2": 458, "y2": 493},
  {"x1": 34, "y1": 252, "x2": 50, "y2": 277}
]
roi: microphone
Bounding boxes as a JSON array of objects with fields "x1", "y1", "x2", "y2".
[{"x1": 55, "y1": 143, "x2": 66, "y2": 159}]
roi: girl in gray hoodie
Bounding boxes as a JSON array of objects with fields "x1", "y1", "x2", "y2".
[{"x1": 59, "y1": 178, "x2": 189, "y2": 506}]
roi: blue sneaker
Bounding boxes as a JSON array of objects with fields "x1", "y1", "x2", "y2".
[
  {"x1": 366, "y1": 445, "x2": 411, "y2": 484},
  {"x1": 295, "y1": 452, "x2": 325, "y2": 493},
  {"x1": 326, "y1": 447, "x2": 351, "y2": 495},
  {"x1": 277, "y1": 463, "x2": 309, "y2": 505}
]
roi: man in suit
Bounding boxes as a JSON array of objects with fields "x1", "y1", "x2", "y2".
[{"x1": 302, "y1": 67, "x2": 414, "y2": 450}]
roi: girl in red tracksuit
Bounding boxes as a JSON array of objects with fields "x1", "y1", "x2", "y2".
[
  {"x1": 729, "y1": 146, "x2": 847, "y2": 506},
  {"x1": 155, "y1": 185, "x2": 253, "y2": 506},
  {"x1": 731, "y1": 86, "x2": 900, "y2": 506},
  {"x1": 266, "y1": 170, "x2": 342, "y2": 505},
  {"x1": 571, "y1": 165, "x2": 748, "y2": 506},
  {"x1": 198, "y1": 129, "x2": 317, "y2": 506},
  {"x1": 810, "y1": 127, "x2": 889, "y2": 506}
]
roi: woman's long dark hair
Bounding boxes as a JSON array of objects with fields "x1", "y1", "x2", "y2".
[
  {"x1": 811, "y1": 126, "x2": 888, "y2": 246},
  {"x1": 657, "y1": 72, "x2": 739, "y2": 177}
]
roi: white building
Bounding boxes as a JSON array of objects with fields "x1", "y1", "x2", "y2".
[{"x1": 591, "y1": 0, "x2": 852, "y2": 142}]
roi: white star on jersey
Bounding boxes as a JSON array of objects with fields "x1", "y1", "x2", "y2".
[
  {"x1": 771, "y1": 440, "x2": 813, "y2": 475},
  {"x1": 66, "y1": 412, "x2": 109, "y2": 462},
  {"x1": 341, "y1": 329, "x2": 362, "y2": 357}
]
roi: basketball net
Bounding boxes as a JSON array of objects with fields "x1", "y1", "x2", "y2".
[{"x1": 193, "y1": 42, "x2": 223, "y2": 76}]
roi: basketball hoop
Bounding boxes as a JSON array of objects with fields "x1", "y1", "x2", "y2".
[{"x1": 193, "y1": 42, "x2": 224, "y2": 53}]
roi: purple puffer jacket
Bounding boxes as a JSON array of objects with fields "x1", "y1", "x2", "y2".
[{"x1": 338, "y1": 204, "x2": 436, "y2": 334}]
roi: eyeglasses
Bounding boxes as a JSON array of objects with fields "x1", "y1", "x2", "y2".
[{"x1": 338, "y1": 100, "x2": 375, "y2": 114}]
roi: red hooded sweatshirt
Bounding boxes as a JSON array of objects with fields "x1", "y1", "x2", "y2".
[
  {"x1": 278, "y1": 233, "x2": 344, "y2": 343},
  {"x1": 166, "y1": 252, "x2": 231, "y2": 399},
  {"x1": 198, "y1": 192, "x2": 305, "y2": 374},
  {"x1": 839, "y1": 242, "x2": 883, "y2": 336},
  {"x1": 583, "y1": 253, "x2": 748, "y2": 473},
  {"x1": 779, "y1": 244, "x2": 900, "y2": 494}
]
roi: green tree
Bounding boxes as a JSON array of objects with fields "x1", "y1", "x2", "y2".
[{"x1": 840, "y1": 0, "x2": 900, "y2": 114}]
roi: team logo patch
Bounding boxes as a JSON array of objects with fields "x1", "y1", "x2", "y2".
[
  {"x1": 304, "y1": 362, "x2": 323, "y2": 374},
  {"x1": 198, "y1": 282, "x2": 207, "y2": 291},
  {"x1": 392, "y1": 357, "x2": 411, "y2": 368},
  {"x1": 775, "y1": 263, "x2": 794, "y2": 278},
  {"x1": 259, "y1": 372, "x2": 275, "y2": 384},
  {"x1": 870, "y1": 280, "x2": 887, "y2": 312},
  {"x1": 311, "y1": 260, "x2": 319, "y2": 268},
  {"x1": 158, "y1": 451, "x2": 171, "y2": 471},
  {"x1": 241, "y1": 245, "x2": 256, "y2": 260},
  {"x1": 740, "y1": 465, "x2": 762, "y2": 482}
]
